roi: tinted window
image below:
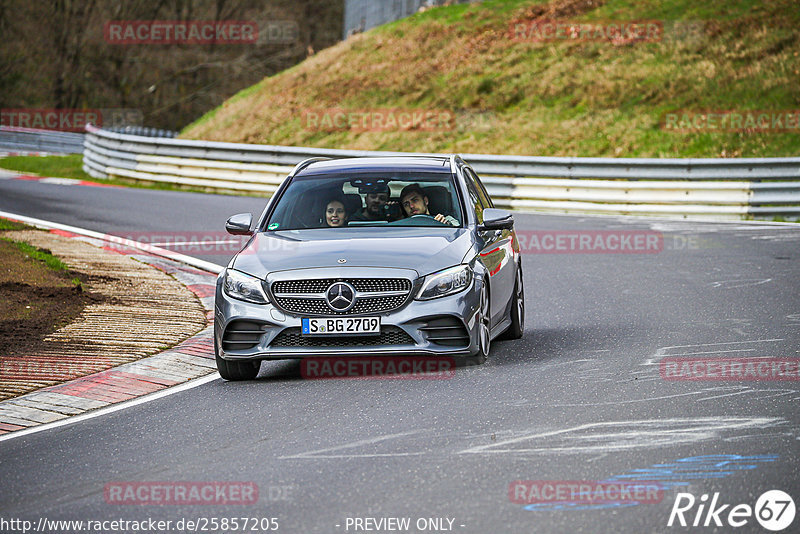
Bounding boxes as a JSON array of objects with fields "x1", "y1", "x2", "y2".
[
  {"x1": 264, "y1": 172, "x2": 463, "y2": 230},
  {"x1": 463, "y1": 172, "x2": 485, "y2": 224},
  {"x1": 465, "y1": 168, "x2": 493, "y2": 209}
]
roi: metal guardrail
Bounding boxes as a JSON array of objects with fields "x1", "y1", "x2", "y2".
[
  {"x1": 83, "y1": 125, "x2": 800, "y2": 220},
  {"x1": 103, "y1": 126, "x2": 178, "y2": 138},
  {"x1": 0, "y1": 126, "x2": 85, "y2": 154}
]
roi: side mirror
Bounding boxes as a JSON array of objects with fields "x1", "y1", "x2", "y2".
[
  {"x1": 225, "y1": 213, "x2": 253, "y2": 235},
  {"x1": 478, "y1": 208, "x2": 514, "y2": 232}
]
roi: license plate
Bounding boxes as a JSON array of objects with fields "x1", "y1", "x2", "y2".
[{"x1": 301, "y1": 317, "x2": 380, "y2": 336}]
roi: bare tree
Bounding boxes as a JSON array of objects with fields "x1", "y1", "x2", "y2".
[{"x1": 1, "y1": 0, "x2": 343, "y2": 129}]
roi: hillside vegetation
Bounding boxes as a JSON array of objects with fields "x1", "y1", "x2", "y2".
[
  {"x1": 181, "y1": 0, "x2": 800, "y2": 157},
  {"x1": 0, "y1": 0, "x2": 342, "y2": 130}
]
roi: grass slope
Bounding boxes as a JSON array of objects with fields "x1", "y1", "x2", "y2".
[
  {"x1": 0, "y1": 222, "x2": 87, "y2": 360},
  {"x1": 181, "y1": 0, "x2": 800, "y2": 157},
  {"x1": 0, "y1": 155, "x2": 91, "y2": 181}
]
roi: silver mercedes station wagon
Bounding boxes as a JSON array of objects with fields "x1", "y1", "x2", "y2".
[{"x1": 214, "y1": 155, "x2": 524, "y2": 380}]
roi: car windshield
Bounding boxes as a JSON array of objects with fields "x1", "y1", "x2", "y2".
[{"x1": 264, "y1": 172, "x2": 462, "y2": 230}]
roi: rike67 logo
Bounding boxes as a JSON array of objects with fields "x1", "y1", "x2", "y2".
[{"x1": 668, "y1": 490, "x2": 795, "y2": 531}]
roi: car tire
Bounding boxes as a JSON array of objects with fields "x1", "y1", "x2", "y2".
[
  {"x1": 460, "y1": 281, "x2": 491, "y2": 366},
  {"x1": 215, "y1": 338, "x2": 260, "y2": 381},
  {"x1": 499, "y1": 266, "x2": 524, "y2": 340}
]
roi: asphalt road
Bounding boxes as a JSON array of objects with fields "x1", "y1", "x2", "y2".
[{"x1": 1, "y1": 178, "x2": 799, "y2": 534}]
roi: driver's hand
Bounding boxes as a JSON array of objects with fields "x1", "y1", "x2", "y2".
[{"x1": 434, "y1": 214, "x2": 457, "y2": 226}]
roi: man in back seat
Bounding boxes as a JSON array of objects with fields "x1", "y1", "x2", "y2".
[{"x1": 349, "y1": 183, "x2": 397, "y2": 222}]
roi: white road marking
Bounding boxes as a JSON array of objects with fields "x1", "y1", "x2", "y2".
[
  {"x1": 709, "y1": 278, "x2": 772, "y2": 289},
  {"x1": 458, "y1": 417, "x2": 783, "y2": 455},
  {"x1": 698, "y1": 388, "x2": 798, "y2": 402},
  {"x1": 279, "y1": 430, "x2": 426, "y2": 459},
  {"x1": 0, "y1": 373, "x2": 220, "y2": 443},
  {"x1": 643, "y1": 338, "x2": 783, "y2": 365},
  {"x1": 0, "y1": 211, "x2": 225, "y2": 443},
  {"x1": 281, "y1": 417, "x2": 791, "y2": 459},
  {"x1": 721, "y1": 432, "x2": 796, "y2": 443},
  {"x1": 659, "y1": 339, "x2": 783, "y2": 351},
  {"x1": 669, "y1": 348, "x2": 757, "y2": 356},
  {"x1": 750, "y1": 234, "x2": 800, "y2": 241},
  {"x1": 696, "y1": 389, "x2": 757, "y2": 402},
  {"x1": 552, "y1": 390, "x2": 710, "y2": 406},
  {"x1": 0, "y1": 210, "x2": 224, "y2": 274}
]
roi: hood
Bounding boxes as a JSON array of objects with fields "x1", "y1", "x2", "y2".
[{"x1": 231, "y1": 227, "x2": 472, "y2": 278}]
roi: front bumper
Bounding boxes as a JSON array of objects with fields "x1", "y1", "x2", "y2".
[{"x1": 214, "y1": 272, "x2": 481, "y2": 361}]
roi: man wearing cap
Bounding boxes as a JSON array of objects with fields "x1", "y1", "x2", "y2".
[
  {"x1": 399, "y1": 183, "x2": 459, "y2": 226},
  {"x1": 349, "y1": 184, "x2": 396, "y2": 222}
]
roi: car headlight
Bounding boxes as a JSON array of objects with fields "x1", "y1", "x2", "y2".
[
  {"x1": 417, "y1": 265, "x2": 472, "y2": 300},
  {"x1": 223, "y1": 269, "x2": 269, "y2": 304}
]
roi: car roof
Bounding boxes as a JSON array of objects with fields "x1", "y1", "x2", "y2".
[{"x1": 296, "y1": 156, "x2": 452, "y2": 176}]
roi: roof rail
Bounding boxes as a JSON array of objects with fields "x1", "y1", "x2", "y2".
[{"x1": 290, "y1": 157, "x2": 330, "y2": 177}]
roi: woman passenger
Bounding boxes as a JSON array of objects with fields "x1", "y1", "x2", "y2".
[{"x1": 324, "y1": 199, "x2": 347, "y2": 227}]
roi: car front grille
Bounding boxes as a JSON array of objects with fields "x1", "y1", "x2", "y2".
[
  {"x1": 271, "y1": 278, "x2": 413, "y2": 316},
  {"x1": 270, "y1": 326, "x2": 415, "y2": 348},
  {"x1": 273, "y1": 278, "x2": 411, "y2": 294}
]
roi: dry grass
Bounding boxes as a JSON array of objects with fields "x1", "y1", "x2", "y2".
[{"x1": 181, "y1": 0, "x2": 800, "y2": 157}]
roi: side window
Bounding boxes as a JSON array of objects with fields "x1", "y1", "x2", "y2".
[
  {"x1": 463, "y1": 171, "x2": 485, "y2": 223},
  {"x1": 466, "y1": 168, "x2": 493, "y2": 208}
]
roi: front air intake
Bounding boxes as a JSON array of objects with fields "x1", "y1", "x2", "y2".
[
  {"x1": 419, "y1": 316, "x2": 470, "y2": 347},
  {"x1": 222, "y1": 320, "x2": 269, "y2": 351}
]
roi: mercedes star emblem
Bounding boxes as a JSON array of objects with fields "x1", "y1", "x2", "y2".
[{"x1": 325, "y1": 282, "x2": 356, "y2": 312}]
